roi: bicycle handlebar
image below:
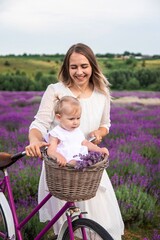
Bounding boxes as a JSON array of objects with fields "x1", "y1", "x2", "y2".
[
  {"x1": 0, "y1": 151, "x2": 26, "y2": 170},
  {"x1": 0, "y1": 147, "x2": 48, "y2": 170},
  {"x1": 11, "y1": 151, "x2": 26, "y2": 161}
]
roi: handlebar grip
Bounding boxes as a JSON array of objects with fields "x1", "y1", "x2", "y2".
[{"x1": 11, "y1": 151, "x2": 26, "y2": 161}]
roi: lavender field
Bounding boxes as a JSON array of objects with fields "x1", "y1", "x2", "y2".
[{"x1": 0, "y1": 90, "x2": 160, "y2": 239}]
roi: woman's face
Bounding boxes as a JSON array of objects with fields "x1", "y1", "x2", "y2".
[{"x1": 69, "y1": 52, "x2": 92, "y2": 87}]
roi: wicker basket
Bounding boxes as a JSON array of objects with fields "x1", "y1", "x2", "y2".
[{"x1": 43, "y1": 152, "x2": 109, "y2": 202}]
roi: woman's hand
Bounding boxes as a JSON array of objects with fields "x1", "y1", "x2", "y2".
[
  {"x1": 25, "y1": 140, "x2": 49, "y2": 158},
  {"x1": 89, "y1": 130, "x2": 103, "y2": 145},
  {"x1": 89, "y1": 127, "x2": 108, "y2": 145}
]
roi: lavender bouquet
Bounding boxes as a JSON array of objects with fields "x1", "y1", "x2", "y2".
[{"x1": 73, "y1": 151, "x2": 106, "y2": 171}]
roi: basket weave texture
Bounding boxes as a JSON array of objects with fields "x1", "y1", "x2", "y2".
[{"x1": 43, "y1": 152, "x2": 109, "y2": 202}]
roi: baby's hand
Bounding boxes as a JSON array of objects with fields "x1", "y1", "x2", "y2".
[
  {"x1": 101, "y1": 147, "x2": 109, "y2": 156},
  {"x1": 57, "y1": 156, "x2": 67, "y2": 167},
  {"x1": 68, "y1": 159, "x2": 77, "y2": 166}
]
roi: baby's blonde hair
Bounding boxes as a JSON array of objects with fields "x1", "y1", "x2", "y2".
[{"x1": 54, "y1": 96, "x2": 81, "y2": 116}]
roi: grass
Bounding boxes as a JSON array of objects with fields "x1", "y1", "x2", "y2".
[
  {"x1": 0, "y1": 57, "x2": 60, "y2": 78},
  {"x1": 0, "y1": 56, "x2": 160, "y2": 79},
  {"x1": 99, "y1": 58, "x2": 160, "y2": 71}
]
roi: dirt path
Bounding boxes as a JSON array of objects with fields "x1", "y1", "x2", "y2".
[{"x1": 112, "y1": 96, "x2": 160, "y2": 105}]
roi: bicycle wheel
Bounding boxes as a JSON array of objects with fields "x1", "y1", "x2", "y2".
[
  {"x1": 62, "y1": 218, "x2": 114, "y2": 240},
  {"x1": 0, "y1": 204, "x2": 9, "y2": 239},
  {"x1": 0, "y1": 193, "x2": 15, "y2": 240}
]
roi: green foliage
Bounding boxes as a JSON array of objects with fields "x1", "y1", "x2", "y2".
[
  {"x1": 10, "y1": 162, "x2": 41, "y2": 203},
  {"x1": 126, "y1": 77, "x2": 140, "y2": 90},
  {"x1": 107, "y1": 68, "x2": 160, "y2": 91},
  {"x1": 35, "y1": 71, "x2": 43, "y2": 81},
  {"x1": 135, "y1": 69, "x2": 156, "y2": 88},
  {"x1": 4, "y1": 60, "x2": 11, "y2": 66},
  {"x1": 103, "y1": 61, "x2": 113, "y2": 69},
  {"x1": 49, "y1": 69, "x2": 57, "y2": 75},
  {"x1": 148, "y1": 125, "x2": 160, "y2": 137},
  {"x1": 139, "y1": 145, "x2": 160, "y2": 164},
  {"x1": 107, "y1": 70, "x2": 134, "y2": 90},
  {"x1": 0, "y1": 72, "x2": 58, "y2": 91},
  {"x1": 142, "y1": 60, "x2": 146, "y2": 67},
  {"x1": 17, "y1": 208, "x2": 55, "y2": 240},
  {"x1": 125, "y1": 58, "x2": 137, "y2": 68},
  {"x1": 109, "y1": 159, "x2": 147, "y2": 177},
  {"x1": 0, "y1": 74, "x2": 31, "y2": 91},
  {"x1": 149, "y1": 76, "x2": 160, "y2": 91},
  {"x1": 0, "y1": 56, "x2": 160, "y2": 91},
  {"x1": 34, "y1": 74, "x2": 57, "y2": 90},
  {"x1": 116, "y1": 184, "x2": 157, "y2": 227}
]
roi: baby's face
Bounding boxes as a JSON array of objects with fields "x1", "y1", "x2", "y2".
[{"x1": 58, "y1": 110, "x2": 81, "y2": 131}]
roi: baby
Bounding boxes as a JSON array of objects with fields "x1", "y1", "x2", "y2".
[{"x1": 47, "y1": 96, "x2": 109, "y2": 166}]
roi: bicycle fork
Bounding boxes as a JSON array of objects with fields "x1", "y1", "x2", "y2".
[{"x1": 66, "y1": 207, "x2": 88, "y2": 240}]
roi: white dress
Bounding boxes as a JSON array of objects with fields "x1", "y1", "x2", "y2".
[
  {"x1": 47, "y1": 125, "x2": 88, "y2": 162},
  {"x1": 30, "y1": 82, "x2": 124, "y2": 240}
]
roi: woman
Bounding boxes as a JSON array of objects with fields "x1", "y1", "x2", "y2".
[{"x1": 25, "y1": 43, "x2": 124, "y2": 239}]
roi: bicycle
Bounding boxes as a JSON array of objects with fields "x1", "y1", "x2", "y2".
[{"x1": 0, "y1": 149, "x2": 114, "y2": 240}]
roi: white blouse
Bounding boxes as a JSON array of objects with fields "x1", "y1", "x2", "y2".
[{"x1": 30, "y1": 82, "x2": 111, "y2": 138}]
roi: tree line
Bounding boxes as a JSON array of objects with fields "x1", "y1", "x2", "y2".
[
  {"x1": 1, "y1": 52, "x2": 160, "y2": 59},
  {"x1": 0, "y1": 68, "x2": 160, "y2": 91}
]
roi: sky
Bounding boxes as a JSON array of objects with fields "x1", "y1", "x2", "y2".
[{"x1": 0, "y1": 0, "x2": 160, "y2": 55}]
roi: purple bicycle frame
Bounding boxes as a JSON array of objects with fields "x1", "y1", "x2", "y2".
[{"x1": 1, "y1": 169, "x2": 87, "y2": 240}]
